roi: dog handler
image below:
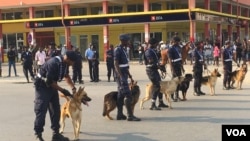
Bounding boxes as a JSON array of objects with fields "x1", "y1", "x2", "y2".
[
  {"x1": 193, "y1": 41, "x2": 206, "y2": 96},
  {"x1": 33, "y1": 51, "x2": 77, "y2": 141},
  {"x1": 144, "y1": 38, "x2": 168, "y2": 110},
  {"x1": 114, "y1": 34, "x2": 141, "y2": 121}
]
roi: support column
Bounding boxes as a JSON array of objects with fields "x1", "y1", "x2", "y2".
[
  {"x1": 189, "y1": 0, "x2": 196, "y2": 41},
  {"x1": 103, "y1": 1, "x2": 109, "y2": 61},
  {"x1": 144, "y1": 0, "x2": 150, "y2": 42},
  {"x1": 64, "y1": 4, "x2": 71, "y2": 50},
  {"x1": 204, "y1": 0, "x2": 210, "y2": 40},
  {"x1": 236, "y1": 5, "x2": 241, "y2": 38},
  {"x1": 245, "y1": 9, "x2": 249, "y2": 39},
  {"x1": 216, "y1": 1, "x2": 222, "y2": 46},
  {"x1": 0, "y1": 9, "x2": 3, "y2": 62},
  {"x1": 227, "y1": 3, "x2": 232, "y2": 41},
  {"x1": 29, "y1": 7, "x2": 36, "y2": 47}
]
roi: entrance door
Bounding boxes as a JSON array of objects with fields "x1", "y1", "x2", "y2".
[{"x1": 80, "y1": 35, "x2": 88, "y2": 57}]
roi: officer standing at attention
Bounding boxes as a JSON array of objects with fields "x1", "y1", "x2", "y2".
[
  {"x1": 168, "y1": 36, "x2": 185, "y2": 102},
  {"x1": 193, "y1": 41, "x2": 206, "y2": 96},
  {"x1": 114, "y1": 34, "x2": 141, "y2": 121},
  {"x1": 144, "y1": 38, "x2": 168, "y2": 110},
  {"x1": 222, "y1": 41, "x2": 239, "y2": 90},
  {"x1": 33, "y1": 50, "x2": 77, "y2": 141},
  {"x1": 21, "y1": 46, "x2": 35, "y2": 83},
  {"x1": 106, "y1": 44, "x2": 115, "y2": 82},
  {"x1": 72, "y1": 48, "x2": 84, "y2": 84}
]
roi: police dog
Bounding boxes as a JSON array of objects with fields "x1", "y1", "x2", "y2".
[
  {"x1": 59, "y1": 86, "x2": 91, "y2": 140},
  {"x1": 178, "y1": 73, "x2": 193, "y2": 101},
  {"x1": 201, "y1": 68, "x2": 221, "y2": 96},
  {"x1": 140, "y1": 76, "x2": 185, "y2": 109},
  {"x1": 230, "y1": 64, "x2": 248, "y2": 90},
  {"x1": 102, "y1": 81, "x2": 140, "y2": 120}
]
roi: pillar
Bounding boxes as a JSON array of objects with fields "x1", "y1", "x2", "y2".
[
  {"x1": 103, "y1": 0, "x2": 109, "y2": 61},
  {"x1": 204, "y1": 0, "x2": 210, "y2": 40},
  {"x1": 216, "y1": 1, "x2": 222, "y2": 46},
  {"x1": 245, "y1": 9, "x2": 249, "y2": 39},
  {"x1": 189, "y1": 0, "x2": 196, "y2": 41},
  {"x1": 0, "y1": 9, "x2": 3, "y2": 62},
  {"x1": 227, "y1": 3, "x2": 232, "y2": 41},
  {"x1": 29, "y1": 7, "x2": 36, "y2": 46},
  {"x1": 144, "y1": 0, "x2": 150, "y2": 42},
  {"x1": 236, "y1": 4, "x2": 241, "y2": 38},
  {"x1": 64, "y1": 4, "x2": 71, "y2": 50}
]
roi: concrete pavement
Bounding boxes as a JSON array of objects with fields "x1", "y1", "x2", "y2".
[{"x1": 0, "y1": 61, "x2": 250, "y2": 141}]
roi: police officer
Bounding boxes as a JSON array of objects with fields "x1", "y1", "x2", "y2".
[
  {"x1": 106, "y1": 44, "x2": 115, "y2": 82},
  {"x1": 222, "y1": 41, "x2": 239, "y2": 90},
  {"x1": 114, "y1": 34, "x2": 141, "y2": 121},
  {"x1": 168, "y1": 36, "x2": 185, "y2": 102},
  {"x1": 144, "y1": 38, "x2": 168, "y2": 110},
  {"x1": 33, "y1": 51, "x2": 77, "y2": 141},
  {"x1": 193, "y1": 41, "x2": 206, "y2": 96},
  {"x1": 21, "y1": 46, "x2": 35, "y2": 83},
  {"x1": 92, "y1": 45, "x2": 100, "y2": 82},
  {"x1": 72, "y1": 48, "x2": 84, "y2": 84}
]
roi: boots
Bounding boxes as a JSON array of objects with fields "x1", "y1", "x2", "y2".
[
  {"x1": 116, "y1": 97, "x2": 127, "y2": 120},
  {"x1": 0, "y1": 69, "x2": 2, "y2": 77},
  {"x1": 158, "y1": 100, "x2": 168, "y2": 108},
  {"x1": 125, "y1": 98, "x2": 141, "y2": 121},
  {"x1": 150, "y1": 102, "x2": 161, "y2": 110},
  {"x1": 198, "y1": 87, "x2": 205, "y2": 95},
  {"x1": 108, "y1": 76, "x2": 110, "y2": 82},
  {"x1": 35, "y1": 133, "x2": 44, "y2": 141},
  {"x1": 194, "y1": 87, "x2": 200, "y2": 96},
  {"x1": 52, "y1": 132, "x2": 70, "y2": 141}
]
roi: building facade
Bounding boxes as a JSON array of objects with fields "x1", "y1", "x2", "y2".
[{"x1": 0, "y1": 0, "x2": 250, "y2": 61}]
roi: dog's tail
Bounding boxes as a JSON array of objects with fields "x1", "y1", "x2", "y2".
[
  {"x1": 59, "y1": 93, "x2": 71, "y2": 101},
  {"x1": 102, "y1": 96, "x2": 108, "y2": 117}
]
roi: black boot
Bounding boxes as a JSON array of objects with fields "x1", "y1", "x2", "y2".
[
  {"x1": 125, "y1": 98, "x2": 141, "y2": 121},
  {"x1": 35, "y1": 133, "x2": 44, "y2": 141},
  {"x1": 158, "y1": 100, "x2": 168, "y2": 108},
  {"x1": 0, "y1": 69, "x2": 2, "y2": 77},
  {"x1": 150, "y1": 102, "x2": 161, "y2": 110},
  {"x1": 52, "y1": 132, "x2": 69, "y2": 141},
  {"x1": 108, "y1": 76, "x2": 110, "y2": 82},
  {"x1": 116, "y1": 97, "x2": 127, "y2": 120},
  {"x1": 198, "y1": 87, "x2": 205, "y2": 95},
  {"x1": 194, "y1": 87, "x2": 200, "y2": 96}
]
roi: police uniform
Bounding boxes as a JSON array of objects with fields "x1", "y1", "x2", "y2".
[
  {"x1": 114, "y1": 34, "x2": 140, "y2": 121},
  {"x1": 72, "y1": 49, "x2": 84, "y2": 84},
  {"x1": 33, "y1": 51, "x2": 77, "y2": 141},
  {"x1": 21, "y1": 47, "x2": 35, "y2": 82},
  {"x1": 222, "y1": 43, "x2": 234, "y2": 89},
  {"x1": 92, "y1": 46, "x2": 100, "y2": 82},
  {"x1": 168, "y1": 36, "x2": 183, "y2": 101},
  {"x1": 106, "y1": 45, "x2": 115, "y2": 82},
  {"x1": 144, "y1": 38, "x2": 168, "y2": 110},
  {"x1": 193, "y1": 43, "x2": 206, "y2": 95}
]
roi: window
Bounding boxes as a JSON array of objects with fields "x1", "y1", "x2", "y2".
[
  {"x1": 44, "y1": 10, "x2": 53, "y2": 17},
  {"x1": 167, "y1": 2, "x2": 177, "y2": 10},
  {"x1": 6, "y1": 13, "x2": 14, "y2": 20},
  {"x1": 14, "y1": 12, "x2": 22, "y2": 19},
  {"x1": 70, "y1": 8, "x2": 87, "y2": 16},
  {"x1": 1, "y1": 13, "x2": 5, "y2": 20},
  {"x1": 150, "y1": 3, "x2": 161, "y2": 11},
  {"x1": 91, "y1": 7, "x2": 103, "y2": 15},
  {"x1": 108, "y1": 6, "x2": 123, "y2": 13},
  {"x1": 35, "y1": 10, "x2": 54, "y2": 18},
  {"x1": 35, "y1": 11, "x2": 44, "y2": 18},
  {"x1": 127, "y1": 4, "x2": 143, "y2": 12}
]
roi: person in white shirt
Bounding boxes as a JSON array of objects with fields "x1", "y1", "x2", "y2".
[
  {"x1": 61, "y1": 44, "x2": 67, "y2": 56},
  {"x1": 35, "y1": 47, "x2": 46, "y2": 73}
]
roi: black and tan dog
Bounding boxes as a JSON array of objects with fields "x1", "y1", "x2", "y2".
[
  {"x1": 140, "y1": 76, "x2": 185, "y2": 110},
  {"x1": 178, "y1": 73, "x2": 193, "y2": 101},
  {"x1": 59, "y1": 86, "x2": 91, "y2": 141},
  {"x1": 201, "y1": 68, "x2": 221, "y2": 96},
  {"x1": 102, "y1": 81, "x2": 140, "y2": 120},
  {"x1": 230, "y1": 64, "x2": 248, "y2": 90}
]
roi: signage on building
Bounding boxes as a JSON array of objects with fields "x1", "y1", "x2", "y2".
[
  {"x1": 26, "y1": 12, "x2": 195, "y2": 28},
  {"x1": 195, "y1": 12, "x2": 238, "y2": 25}
]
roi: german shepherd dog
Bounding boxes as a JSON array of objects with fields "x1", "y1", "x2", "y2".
[
  {"x1": 201, "y1": 68, "x2": 221, "y2": 96},
  {"x1": 230, "y1": 64, "x2": 248, "y2": 90},
  {"x1": 102, "y1": 81, "x2": 140, "y2": 120},
  {"x1": 59, "y1": 86, "x2": 92, "y2": 141},
  {"x1": 140, "y1": 76, "x2": 185, "y2": 110},
  {"x1": 178, "y1": 73, "x2": 193, "y2": 101}
]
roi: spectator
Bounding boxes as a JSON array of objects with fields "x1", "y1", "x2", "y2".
[{"x1": 7, "y1": 47, "x2": 18, "y2": 77}]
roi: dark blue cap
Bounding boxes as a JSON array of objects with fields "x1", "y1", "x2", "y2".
[
  {"x1": 119, "y1": 34, "x2": 130, "y2": 41},
  {"x1": 173, "y1": 36, "x2": 181, "y2": 42},
  {"x1": 66, "y1": 51, "x2": 77, "y2": 62},
  {"x1": 149, "y1": 38, "x2": 159, "y2": 45}
]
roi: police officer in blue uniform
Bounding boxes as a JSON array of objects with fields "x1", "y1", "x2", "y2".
[
  {"x1": 193, "y1": 41, "x2": 206, "y2": 96},
  {"x1": 168, "y1": 36, "x2": 185, "y2": 101},
  {"x1": 21, "y1": 46, "x2": 35, "y2": 83},
  {"x1": 144, "y1": 38, "x2": 168, "y2": 110},
  {"x1": 72, "y1": 48, "x2": 84, "y2": 84},
  {"x1": 114, "y1": 34, "x2": 141, "y2": 121},
  {"x1": 33, "y1": 51, "x2": 77, "y2": 141},
  {"x1": 222, "y1": 41, "x2": 239, "y2": 90},
  {"x1": 106, "y1": 44, "x2": 115, "y2": 82}
]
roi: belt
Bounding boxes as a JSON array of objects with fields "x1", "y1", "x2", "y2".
[
  {"x1": 119, "y1": 64, "x2": 129, "y2": 67},
  {"x1": 37, "y1": 73, "x2": 46, "y2": 81},
  {"x1": 224, "y1": 59, "x2": 232, "y2": 62},
  {"x1": 171, "y1": 58, "x2": 182, "y2": 62}
]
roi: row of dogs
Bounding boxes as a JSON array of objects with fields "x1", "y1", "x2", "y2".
[{"x1": 58, "y1": 64, "x2": 247, "y2": 140}]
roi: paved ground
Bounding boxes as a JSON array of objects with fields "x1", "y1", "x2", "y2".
[{"x1": 0, "y1": 61, "x2": 250, "y2": 141}]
